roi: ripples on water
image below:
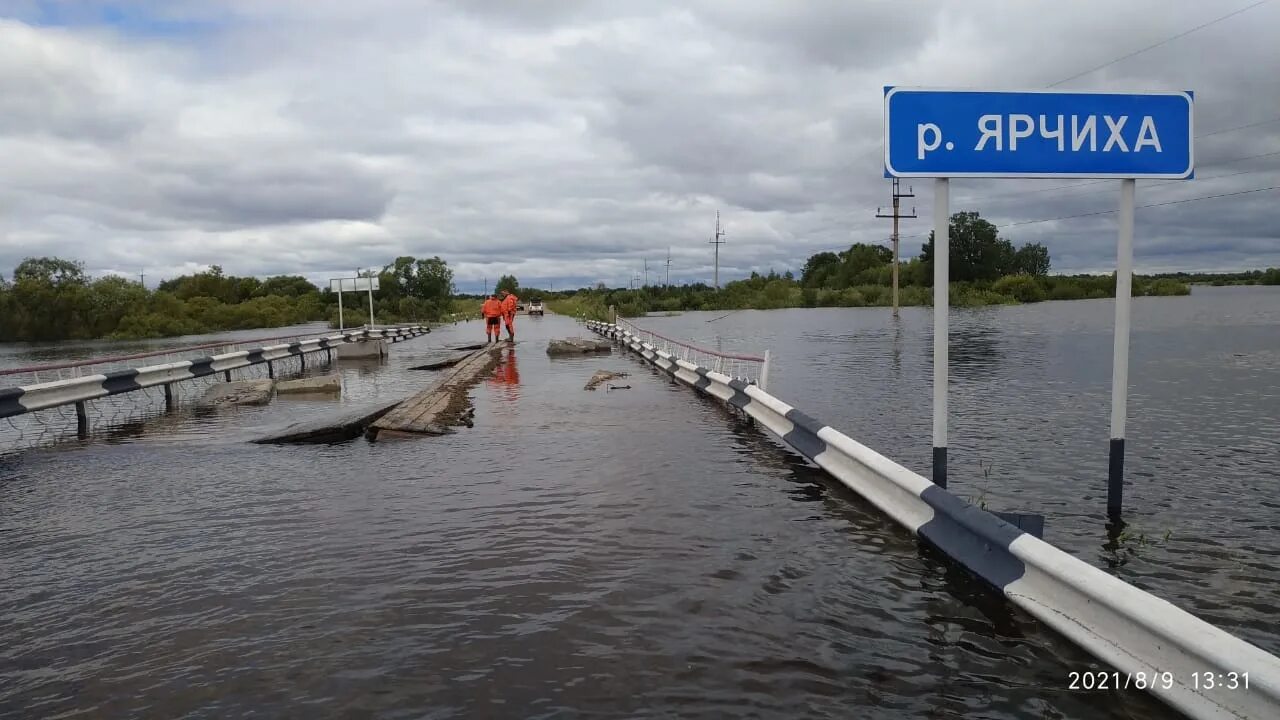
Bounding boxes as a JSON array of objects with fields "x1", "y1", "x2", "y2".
[
  {"x1": 648, "y1": 287, "x2": 1280, "y2": 651},
  {"x1": 1, "y1": 296, "x2": 1271, "y2": 718}
]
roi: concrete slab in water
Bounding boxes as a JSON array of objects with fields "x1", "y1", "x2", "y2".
[
  {"x1": 337, "y1": 339, "x2": 387, "y2": 359},
  {"x1": 277, "y1": 374, "x2": 341, "y2": 394},
  {"x1": 202, "y1": 379, "x2": 275, "y2": 407},
  {"x1": 547, "y1": 337, "x2": 612, "y2": 355},
  {"x1": 253, "y1": 398, "x2": 402, "y2": 444},
  {"x1": 409, "y1": 353, "x2": 472, "y2": 371},
  {"x1": 369, "y1": 345, "x2": 501, "y2": 438}
]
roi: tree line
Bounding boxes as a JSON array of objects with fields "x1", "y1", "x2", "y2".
[
  {"x1": 5, "y1": 211, "x2": 1276, "y2": 341},
  {"x1": 0, "y1": 255, "x2": 455, "y2": 342},
  {"x1": 550, "y1": 211, "x2": 1280, "y2": 320}
]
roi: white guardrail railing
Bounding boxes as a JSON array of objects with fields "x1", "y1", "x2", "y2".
[
  {"x1": 587, "y1": 320, "x2": 1280, "y2": 720},
  {"x1": 613, "y1": 316, "x2": 770, "y2": 390},
  {"x1": 0, "y1": 325, "x2": 429, "y2": 419}
]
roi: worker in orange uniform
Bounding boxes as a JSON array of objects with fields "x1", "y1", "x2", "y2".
[
  {"x1": 499, "y1": 289, "x2": 519, "y2": 341},
  {"x1": 481, "y1": 293, "x2": 505, "y2": 344}
]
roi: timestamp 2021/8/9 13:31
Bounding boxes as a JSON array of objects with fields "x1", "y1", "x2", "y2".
[{"x1": 1067, "y1": 671, "x2": 1249, "y2": 691}]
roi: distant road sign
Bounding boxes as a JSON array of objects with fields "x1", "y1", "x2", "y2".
[
  {"x1": 329, "y1": 277, "x2": 379, "y2": 293},
  {"x1": 884, "y1": 88, "x2": 1194, "y2": 179}
]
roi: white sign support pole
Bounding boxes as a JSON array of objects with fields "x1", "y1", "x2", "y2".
[
  {"x1": 1108, "y1": 179, "x2": 1136, "y2": 519},
  {"x1": 367, "y1": 280, "x2": 376, "y2": 328},
  {"x1": 338, "y1": 289, "x2": 345, "y2": 331},
  {"x1": 933, "y1": 177, "x2": 950, "y2": 488}
]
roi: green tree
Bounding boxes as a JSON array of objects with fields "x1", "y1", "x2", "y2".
[
  {"x1": 256, "y1": 275, "x2": 318, "y2": 298},
  {"x1": 801, "y1": 252, "x2": 839, "y2": 287},
  {"x1": 495, "y1": 274, "x2": 519, "y2": 295},
  {"x1": 1012, "y1": 243, "x2": 1051, "y2": 276},
  {"x1": 837, "y1": 243, "x2": 892, "y2": 286},
  {"x1": 378, "y1": 256, "x2": 455, "y2": 319},
  {"x1": 14, "y1": 257, "x2": 87, "y2": 285},
  {"x1": 920, "y1": 211, "x2": 1016, "y2": 283}
]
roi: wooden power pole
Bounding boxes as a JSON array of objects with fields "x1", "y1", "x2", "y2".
[
  {"x1": 876, "y1": 179, "x2": 916, "y2": 316},
  {"x1": 709, "y1": 211, "x2": 725, "y2": 289}
]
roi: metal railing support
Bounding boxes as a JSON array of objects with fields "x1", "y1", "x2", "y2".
[{"x1": 75, "y1": 401, "x2": 88, "y2": 438}]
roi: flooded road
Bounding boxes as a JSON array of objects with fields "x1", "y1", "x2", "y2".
[{"x1": 0, "y1": 299, "x2": 1271, "y2": 718}]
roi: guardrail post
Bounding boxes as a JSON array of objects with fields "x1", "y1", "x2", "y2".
[
  {"x1": 267, "y1": 360, "x2": 274, "y2": 379},
  {"x1": 223, "y1": 369, "x2": 232, "y2": 382},
  {"x1": 164, "y1": 383, "x2": 175, "y2": 411},
  {"x1": 760, "y1": 350, "x2": 771, "y2": 391},
  {"x1": 300, "y1": 352, "x2": 307, "y2": 371},
  {"x1": 75, "y1": 401, "x2": 88, "y2": 438}
]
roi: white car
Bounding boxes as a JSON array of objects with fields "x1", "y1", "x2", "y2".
[{"x1": 528, "y1": 299, "x2": 544, "y2": 316}]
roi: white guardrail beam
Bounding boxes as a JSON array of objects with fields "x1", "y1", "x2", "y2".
[
  {"x1": 585, "y1": 320, "x2": 1280, "y2": 720},
  {"x1": 0, "y1": 326, "x2": 429, "y2": 419}
]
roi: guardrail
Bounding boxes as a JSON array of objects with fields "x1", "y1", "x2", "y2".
[
  {"x1": 587, "y1": 320, "x2": 1280, "y2": 720},
  {"x1": 613, "y1": 316, "x2": 770, "y2": 390},
  {"x1": 0, "y1": 325, "x2": 429, "y2": 421}
]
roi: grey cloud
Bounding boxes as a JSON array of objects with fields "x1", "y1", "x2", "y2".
[{"x1": 1, "y1": 0, "x2": 1279, "y2": 288}]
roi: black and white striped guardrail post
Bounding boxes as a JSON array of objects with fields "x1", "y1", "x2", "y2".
[
  {"x1": 933, "y1": 177, "x2": 949, "y2": 489},
  {"x1": 585, "y1": 320, "x2": 1280, "y2": 720}
]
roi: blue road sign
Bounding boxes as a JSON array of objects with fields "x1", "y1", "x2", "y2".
[{"x1": 884, "y1": 88, "x2": 1194, "y2": 179}]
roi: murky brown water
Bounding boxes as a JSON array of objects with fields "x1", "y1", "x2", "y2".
[{"x1": 3, "y1": 291, "x2": 1276, "y2": 718}]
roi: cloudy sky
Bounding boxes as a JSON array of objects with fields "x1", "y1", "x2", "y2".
[{"x1": 1, "y1": 0, "x2": 1278, "y2": 292}]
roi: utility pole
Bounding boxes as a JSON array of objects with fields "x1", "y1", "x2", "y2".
[
  {"x1": 709, "y1": 211, "x2": 725, "y2": 289},
  {"x1": 138, "y1": 270, "x2": 145, "y2": 288},
  {"x1": 643, "y1": 259, "x2": 649, "y2": 288},
  {"x1": 875, "y1": 178, "x2": 917, "y2": 317},
  {"x1": 665, "y1": 247, "x2": 671, "y2": 287}
]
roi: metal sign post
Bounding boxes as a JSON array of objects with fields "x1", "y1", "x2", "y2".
[
  {"x1": 1109, "y1": 179, "x2": 1136, "y2": 518},
  {"x1": 330, "y1": 276, "x2": 380, "y2": 331},
  {"x1": 885, "y1": 87, "x2": 1193, "y2": 516},
  {"x1": 933, "y1": 177, "x2": 949, "y2": 488}
]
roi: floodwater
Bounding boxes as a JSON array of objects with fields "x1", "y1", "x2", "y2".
[{"x1": 1, "y1": 289, "x2": 1276, "y2": 719}]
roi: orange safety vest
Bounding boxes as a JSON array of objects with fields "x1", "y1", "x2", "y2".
[
  {"x1": 482, "y1": 298, "x2": 504, "y2": 318},
  {"x1": 502, "y1": 294, "x2": 518, "y2": 316}
]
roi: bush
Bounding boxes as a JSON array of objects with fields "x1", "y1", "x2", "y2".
[
  {"x1": 1047, "y1": 282, "x2": 1086, "y2": 301},
  {"x1": 952, "y1": 285, "x2": 1017, "y2": 307},
  {"x1": 1137, "y1": 278, "x2": 1191, "y2": 297},
  {"x1": 899, "y1": 285, "x2": 931, "y2": 306},
  {"x1": 992, "y1": 274, "x2": 1047, "y2": 303}
]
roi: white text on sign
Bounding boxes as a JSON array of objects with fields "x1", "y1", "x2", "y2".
[{"x1": 918, "y1": 114, "x2": 1164, "y2": 161}]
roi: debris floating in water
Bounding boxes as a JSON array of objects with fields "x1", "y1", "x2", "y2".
[{"x1": 585, "y1": 370, "x2": 628, "y2": 391}]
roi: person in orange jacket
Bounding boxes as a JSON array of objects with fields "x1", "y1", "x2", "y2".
[
  {"x1": 481, "y1": 293, "x2": 505, "y2": 343},
  {"x1": 499, "y1": 289, "x2": 519, "y2": 341}
]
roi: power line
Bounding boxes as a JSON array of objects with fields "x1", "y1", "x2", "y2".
[
  {"x1": 894, "y1": 182, "x2": 1279, "y2": 242},
  {"x1": 957, "y1": 148, "x2": 1280, "y2": 205},
  {"x1": 1047, "y1": 0, "x2": 1271, "y2": 87},
  {"x1": 999, "y1": 184, "x2": 1279, "y2": 228},
  {"x1": 1198, "y1": 114, "x2": 1280, "y2": 138}
]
